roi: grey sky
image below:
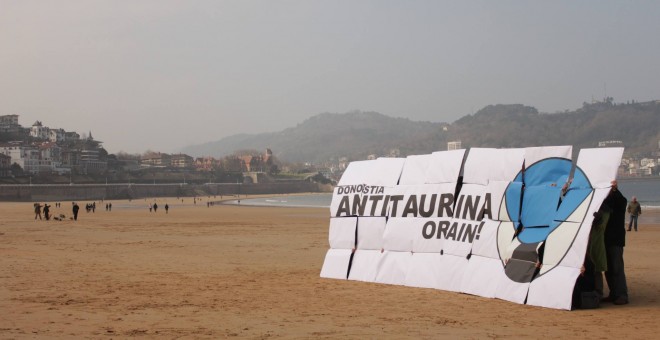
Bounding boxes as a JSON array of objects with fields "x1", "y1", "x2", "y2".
[{"x1": 1, "y1": 1, "x2": 659, "y2": 154}]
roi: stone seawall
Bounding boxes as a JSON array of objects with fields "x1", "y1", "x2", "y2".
[{"x1": 0, "y1": 181, "x2": 326, "y2": 202}]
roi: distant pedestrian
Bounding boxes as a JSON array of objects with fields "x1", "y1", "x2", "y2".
[
  {"x1": 149, "y1": 204, "x2": 153, "y2": 212},
  {"x1": 165, "y1": 204, "x2": 169, "y2": 214},
  {"x1": 34, "y1": 203, "x2": 42, "y2": 220},
  {"x1": 109, "y1": 203, "x2": 112, "y2": 211},
  {"x1": 105, "y1": 203, "x2": 109, "y2": 211},
  {"x1": 626, "y1": 196, "x2": 642, "y2": 232},
  {"x1": 43, "y1": 204, "x2": 51, "y2": 221},
  {"x1": 153, "y1": 203, "x2": 158, "y2": 213},
  {"x1": 72, "y1": 203, "x2": 80, "y2": 221}
]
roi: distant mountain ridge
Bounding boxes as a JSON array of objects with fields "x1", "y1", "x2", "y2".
[
  {"x1": 449, "y1": 102, "x2": 659, "y2": 157},
  {"x1": 182, "y1": 101, "x2": 660, "y2": 162},
  {"x1": 182, "y1": 111, "x2": 446, "y2": 163}
]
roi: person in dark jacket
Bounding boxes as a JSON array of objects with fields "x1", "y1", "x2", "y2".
[
  {"x1": 34, "y1": 203, "x2": 42, "y2": 220},
  {"x1": 602, "y1": 180, "x2": 629, "y2": 305},
  {"x1": 43, "y1": 204, "x2": 51, "y2": 221},
  {"x1": 627, "y1": 196, "x2": 642, "y2": 231},
  {"x1": 72, "y1": 203, "x2": 80, "y2": 221}
]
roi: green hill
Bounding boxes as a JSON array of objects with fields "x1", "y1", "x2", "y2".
[
  {"x1": 182, "y1": 101, "x2": 660, "y2": 162},
  {"x1": 449, "y1": 101, "x2": 659, "y2": 157},
  {"x1": 182, "y1": 111, "x2": 448, "y2": 163}
]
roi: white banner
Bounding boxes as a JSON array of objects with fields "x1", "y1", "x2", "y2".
[{"x1": 320, "y1": 147, "x2": 624, "y2": 310}]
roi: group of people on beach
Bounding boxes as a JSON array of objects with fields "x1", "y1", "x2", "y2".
[
  {"x1": 33, "y1": 203, "x2": 50, "y2": 220},
  {"x1": 35, "y1": 197, "x2": 225, "y2": 220},
  {"x1": 32, "y1": 201, "x2": 115, "y2": 221},
  {"x1": 576, "y1": 180, "x2": 642, "y2": 308},
  {"x1": 148, "y1": 202, "x2": 169, "y2": 213}
]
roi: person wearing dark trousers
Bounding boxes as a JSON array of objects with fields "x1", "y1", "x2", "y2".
[
  {"x1": 627, "y1": 196, "x2": 642, "y2": 231},
  {"x1": 34, "y1": 203, "x2": 42, "y2": 220},
  {"x1": 603, "y1": 180, "x2": 629, "y2": 305},
  {"x1": 72, "y1": 203, "x2": 80, "y2": 221}
]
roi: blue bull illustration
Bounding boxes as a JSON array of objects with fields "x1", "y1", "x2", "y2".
[{"x1": 500, "y1": 158, "x2": 593, "y2": 283}]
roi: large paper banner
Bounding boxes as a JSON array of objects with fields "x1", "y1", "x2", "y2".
[{"x1": 320, "y1": 147, "x2": 624, "y2": 310}]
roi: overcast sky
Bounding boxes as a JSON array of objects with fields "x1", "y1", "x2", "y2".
[{"x1": 1, "y1": 1, "x2": 659, "y2": 154}]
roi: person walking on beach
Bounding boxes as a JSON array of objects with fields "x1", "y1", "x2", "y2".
[
  {"x1": 34, "y1": 203, "x2": 42, "y2": 220},
  {"x1": 165, "y1": 204, "x2": 169, "y2": 214},
  {"x1": 72, "y1": 203, "x2": 80, "y2": 221},
  {"x1": 153, "y1": 203, "x2": 158, "y2": 213},
  {"x1": 627, "y1": 196, "x2": 642, "y2": 232},
  {"x1": 603, "y1": 180, "x2": 629, "y2": 305},
  {"x1": 43, "y1": 204, "x2": 51, "y2": 221}
]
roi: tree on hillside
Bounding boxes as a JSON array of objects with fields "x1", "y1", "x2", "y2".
[{"x1": 10, "y1": 163, "x2": 23, "y2": 177}]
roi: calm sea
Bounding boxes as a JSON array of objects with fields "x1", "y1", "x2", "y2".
[
  {"x1": 618, "y1": 178, "x2": 660, "y2": 208},
  {"x1": 227, "y1": 193, "x2": 332, "y2": 208},
  {"x1": 234, "y1": 178, "x2": 660, "y2": 209}
]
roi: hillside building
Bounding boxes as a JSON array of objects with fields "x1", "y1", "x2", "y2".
[
  {"x1": 448, "y1": 141, "x2": 462, "y2": 150},
  {"x1": 30, "y1": 121, "x2": 50, "y2": 139},
  {"x1": 194, "y1": 157, "x2": 218, "y2": 171},
  {"x1": 598, "y1": 140, "x2": 624, "y2": 147},
  {"x1": 0, "y1": 143, "x2": 42, "y2": 174},
  {"x1": 141, "y1": 153, "x2": 172, "y2": 168},
  {"x1": 0, "y1": 114, "x2": 19, "y2": 126},
  {"x1": 38, "y1": 142, "x2": 61, "y2": 163},
  {"x1": 0, "y1": 114, "x2": 20, "y2": 134},
  {"x1": 0, "y1": 153, "x2": 11, "y2": 177},
  {"x1": 171, "y1": 153, "x2": 194, "y2": 168},
  {"x1": 239, "y1": 155, "x2": 255, "y2": 171},
  {"x1": 79, "y1": 148, "x2": 107, "y2": 174},
  {"x1": 49, "y1": 128, "x2": 66, "y2": 143}
]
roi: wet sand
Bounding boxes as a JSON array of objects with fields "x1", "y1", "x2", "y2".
[{"x1": 1, "y1": 198, "x2": 659, "y2": 339}]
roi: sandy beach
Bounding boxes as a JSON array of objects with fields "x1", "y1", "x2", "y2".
[{"x1": 1, "y1": 197, "x2": 659, "y2": 339}]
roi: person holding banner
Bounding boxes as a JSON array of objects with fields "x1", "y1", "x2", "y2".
[
  {"x1": 603, "y1": 180, "x2": 629, "y2": 305},
  {"x1": 590, "y1": 204, "x2": 610, "y2": 300}
]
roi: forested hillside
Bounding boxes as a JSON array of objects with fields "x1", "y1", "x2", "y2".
[
  {"x1": 183, "y1": 101, "x2": 660, "y2": 162},
  {"x1": 449, "y1": 101, "x2": 659, "y2": 157},
  {"x1": 183, "y1": 111, "x2": 448, "y2": 163}
]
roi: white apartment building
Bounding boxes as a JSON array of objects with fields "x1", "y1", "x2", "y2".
[
  {"x1": 640, "y1": 158, "x2": 655, "y2": 167},
  {"x1": 0, "y1": 144, "x2": 43, "y2": 174},
  {"x1": 30, "y1": 121, "x2": 50, "y2": 139}
]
